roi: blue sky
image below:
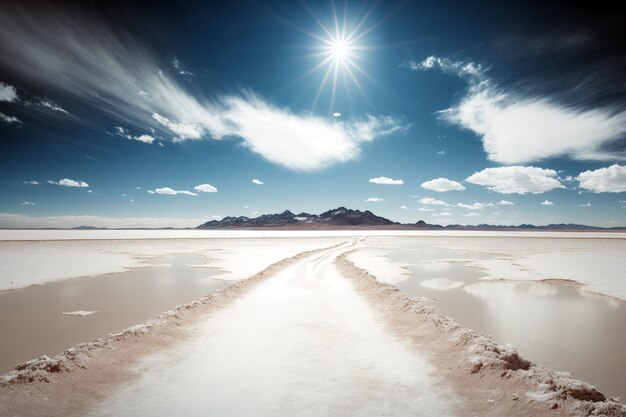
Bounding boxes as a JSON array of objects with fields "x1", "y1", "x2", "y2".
[{"x1": 0, "y1": 1, "x2": 625, "y2": 228}]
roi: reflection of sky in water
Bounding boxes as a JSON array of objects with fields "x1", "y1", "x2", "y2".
[
  {"x1": 367, "y1": 237, "x2": 626, "y2": 400},
  {"x1": 0, "y1": 253, "x2": 227, "y2": 374},
  {"x1": 420, "y1": 278, "x2": 464, "y2": 291}
]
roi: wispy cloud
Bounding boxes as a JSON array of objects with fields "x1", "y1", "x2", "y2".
[
  {"x1": 466, "y1": 166, "x2": 564, "y2": 194},
  {"x1": 577, "y1": 164, "x2": 626, "y2": 193},
  {"x1": 369, "y1": 176, "x2": 404, "y2": 185},
  {"x1": 21, "y1": 201, "x2": 34, "y2": 206},
  {"x1": 0, "y1": 6, "x2": 405, "y2": 171},
  {"x1": 23, "y1": 180, "x2": 39, "y2": 185},
  {"x1": 498, "y1": 200, "x2": 514, "y2": 205},
  {"x1": 37, "y1": 99, "x2": 69, "y2": 114},
  {"x1": 0, "y1": 111, "x2": 20, "y2": 124},
  {"x1": 464, "y1": 212, "x2": 481, "y2": 217},
  {"x1": 420, "y1": 178, "x2": 465, "y2": 192},
  {"x1": 400, "y1": 205, "x2": 409, "y2": 210},
  {"x1": 149, "y1": 187, "x2": 197, "y2": 196},
  {"x1": 457, "y1": 202, "x2": 494, "y2": 210},
  {"x1": 418, "y1": 197, "x2": 448, "y2": 206},
  {"x1": 0, "y1": 81, "x2": 18, "y2": 102},
  {"x1": 48, "y1": 178, "x2": 89, "y2": 188},
  {"x1": 578, "y1": 202, "x2": 592, "y2": 207},
  {"x1": 365, "y1": 197, "x2": 384, "y2": 202},
  {"x1": 408, "y1": 55, "x2": 626, "y2": 163},
  {"x1": 252, "y1": 179, "x2": 264, "y2": 185},
  {"x1": 114, "y1": 126, "x2": 155, "y2": 144},
  {"x1": 541, "y1": 200, "x2": 554, "y2": 206}
]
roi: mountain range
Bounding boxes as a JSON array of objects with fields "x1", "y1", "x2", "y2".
[{"x1": 196, "y1": 207, "x2": 626, "y2": 230}]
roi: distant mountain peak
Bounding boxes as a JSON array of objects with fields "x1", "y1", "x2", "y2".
[
  {"x1": 197, "y1": 206, "x2": 398, "y2": 229},
  {"x1": 196, "y1": 207, "x2": 625, "y2": 231}
]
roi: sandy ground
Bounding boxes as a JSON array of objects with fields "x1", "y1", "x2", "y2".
[{"x1": 1, "y1": 240, "x2": 624, "y2": 416}]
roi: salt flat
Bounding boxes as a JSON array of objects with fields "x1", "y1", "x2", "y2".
[
  {"x1": 87, "y1": 242, "x2": 459, "y2": 417},
  {"x1": 1, "y1": 231, "x2": 624, "y2": 416}
]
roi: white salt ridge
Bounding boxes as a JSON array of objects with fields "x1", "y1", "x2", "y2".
[
  {"x1": 61, "y1": 311, "x2": 97, "y2": 317},
  {"x1": 90, "y1": 243, "x2": 460, "y2": 417}
]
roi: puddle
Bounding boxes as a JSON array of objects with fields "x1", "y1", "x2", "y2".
[
  {"x1": 0, "y1": 254, "x2": 228, "y2": 373},
  {"x1": 378, "y1": 240, "x2": 626, "y2": 400}
]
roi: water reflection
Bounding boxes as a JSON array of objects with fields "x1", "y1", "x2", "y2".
[
  {"x1": 0, "y1": 254, "x2": 228, "y2": 373},
  {"x1": 373, "y1": 239, "x2": 626, "y2": 400}
]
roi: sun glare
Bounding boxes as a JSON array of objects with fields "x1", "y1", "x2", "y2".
[
  {"x1": 329, "y1": 39, "x2": 350, "y2": 61},
  {"x1": 284, "y1": 3, "x2": 379, "y2": 112}
]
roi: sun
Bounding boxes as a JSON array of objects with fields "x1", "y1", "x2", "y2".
[
  {"x1": 329, "y1": 38, "x2": 351, "y2": 61},
  {"x1": 286, "y1": 3, "x2": 379, "y2": 112}
]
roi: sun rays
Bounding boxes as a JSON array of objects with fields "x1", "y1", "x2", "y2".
[{"x1": 297, "y1": 2, "x2": 379, "y2": 113}]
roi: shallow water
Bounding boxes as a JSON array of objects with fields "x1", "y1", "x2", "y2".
[
  {"x1": 377, "y1": 240, "x2": 626, "y2": 400},
  {"x1": 0, "y1": 254, "x2": 228, "y2": 373}
]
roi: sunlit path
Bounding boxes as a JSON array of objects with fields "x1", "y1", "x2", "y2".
[{"x1": 90, "y1": 242, "x2": 460, "y2": 417}]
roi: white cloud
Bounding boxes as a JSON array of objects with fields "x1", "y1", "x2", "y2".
[
  {"x1": 432, "y1": 212, "x2": 452, "y2": 217},
  {"x1": 365, "y1": 197, "x2": 384, "y2": 202},
  {"x1": 577, "y1": 164, "x2": 626, "y2": 193},
  {"x1": 420, "y1": 178, "x2": 465, "y2": 192},
  {"x1": 150, "y1": 187, "x2": 197, "y2": 196},
  {"x1": 38, "y1": 99, "x2": 69, "y2": 114},
  {"x1": 252, "y1": 179, "x2": 264, "y2": 185},
  {"x1": 21, "y1": 202, "x2": 34, "y2": 206},
  {"x1": 437, "y1": 150, "x2": 445, "y2": 155},
  {"x1": 136, "y1": 186, "x2": 142, "y2": 190},
  {"x1": 369, "y1": 176, "x2": 404, "y2": 185},
  {"x1": 333, "y1": 112, "x2": 341, "y2": 117},
  {"x1": 170, "y1": 57, "x2": 194, "y2": 77},
  {"x1": 194, "y1": 183, "x2": 217, "y2": 193},
  {"x1": 48, "y1": 178, "x2": 89, "y2": 188},
  {"x1": 466, "y1": 166, "x2": 564, "y2": 194},
  {"x1": 578, "y1": 202, "x2": 592, "y2": 207},
  {"x1": 413, "y1": 55, "x2": 626, "y2": 163},
  {"x1": 151, "y1": 113, "x2": 204, "y2": 141},
  {"x1": 404, "y1": 56, "x2": 483, "y2": 78},
  {"x1": 0, "y1": 8, "x2": 405, "y2": 171},
  {"x1": 464, "y1": 212, "x2": 481, "y2": 217},
  {"x1": 134, "y1": 134, "x2": 155, "y2": 144},
  {"x1": 0, "y1": 111, "x2": 20, "y2": 124},
  {"x1": 114, "y1": 126, "x2": 156, "y2": 144},
  {"x1": 0, "y1": 213, "x2": 207, "y2": 229},
  {"x1": 457, "y1": 202, "x2": 494, "y2": 210},
  {"x1": 541, "y1": 200, "x2": 554, "y2": 206},
  {"x1": 418, "y1": 197, "x2": 448, "y2": 205},
  {"x1": 0, "y1": 81, "x2": 18, "y2": 102},
  {"x1": 211, "y1": 215, "x2": 222, "y2": 220},
  {"x1": 498, "y1": 200, "x2": 514, "y2": 205},
  {"x1": 222, "y1": 96, "x2": 404, "y2": 171},
  {"x1": 23, "y1": 180, "x2": 39, "y2": 185},
  {"x1": 417, "y1": 207, "x2": 435, "y2": 212},
  {"x1": 400, "y1": 205, "x2": 409, "y2": 209}
]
